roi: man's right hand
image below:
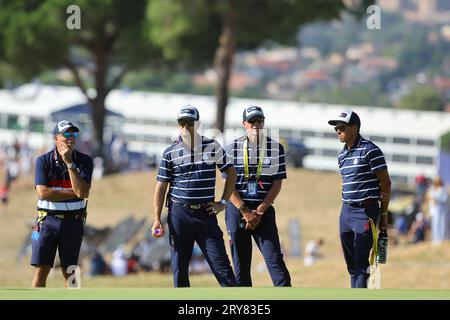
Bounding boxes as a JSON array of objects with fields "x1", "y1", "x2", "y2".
[
  {"x1": 242, "y1": 209, "x2": 261, "y2": 230},
  {"x1": 151, "y1": 221, "x2": 165, "y2": 238}
]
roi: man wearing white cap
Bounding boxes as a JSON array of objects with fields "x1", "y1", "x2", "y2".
[
  {"x1": 152, "y1": 105, "x2": 237, "y2": 287},
  {"x1": 328, "y1": 110, "x2": 391, "y2": 288}
]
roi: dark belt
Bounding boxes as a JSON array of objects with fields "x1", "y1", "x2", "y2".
[
  {"x1": 346, "y1": 199, "x2": 379, "y2": 208},
  {"x1": 171, "y1": 200, "x2": 206, "y2": 210},
  {"x1": 44, "y1": 211, "x2": 87, "y2": 220}
]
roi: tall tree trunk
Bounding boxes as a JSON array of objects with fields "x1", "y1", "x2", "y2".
[
  {"x1": 214, "y1": 4, "x2": 236, "y2": 132},
  {"x1": 90, "y1": 95, "x2": 106, "y2": 158},
  {"x1": 91, "y1": 43, "x2": 108, "y2": 160}
]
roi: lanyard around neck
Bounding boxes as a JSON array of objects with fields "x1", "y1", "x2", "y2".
[{"x1": 243, "y1": 136, "x2": 265, "y2": 181}]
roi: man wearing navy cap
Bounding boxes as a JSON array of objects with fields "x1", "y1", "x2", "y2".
[
  {"x1": 224, "y1": 105, "x2": 291, "y2": 287},
  {"x1": 31, "y1": 120, "x2": 93, "y2": 287},
  {"x1": 328, "y1": 110, "x2": 391, "y2": 288},
  {"x1": 152, "y1": 105, "x2": 237, "y2": 287}
]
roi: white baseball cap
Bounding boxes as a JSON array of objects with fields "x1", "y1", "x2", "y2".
[{"x1": 328, "y1": 110, "x2": 361, "y2": 127}]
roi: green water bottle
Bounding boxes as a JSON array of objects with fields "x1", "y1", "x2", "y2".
[{"x1": 377, "y1": 229, "x2": 388, "y2": 264}]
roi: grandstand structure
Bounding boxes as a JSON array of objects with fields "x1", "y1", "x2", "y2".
[{"x1": 1, "y1": 83, "x2": 450, "y2": 184}]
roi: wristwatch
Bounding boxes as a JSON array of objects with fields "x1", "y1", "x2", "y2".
[
  {"x1": 381, "y1": 211, "x2": 388, "y2": 216},
  {"x1": 220, "y1": 199, "x2": 228, "y2": 206},
  {"x1": 67, "y1": 162, "x2": 77, "y2": 170},
  {"x1": 238, "y1": 204, "x2": 246, "y2": 213}
]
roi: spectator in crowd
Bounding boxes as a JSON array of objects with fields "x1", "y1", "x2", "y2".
[
  {"x1": 89, "y1": 249, "x2": 110, "y2": 276},
  {"x1": 303, "y1": 238, "x2": 324, "y2": 266},
  {"x1": 425, "y1": 176, "x2": 450, "y2": 244},
  {"x1": 407, "y1": 212, "x2": 429, "y2": 244},
  {"x1": 127, "y1": 253, "x2": 140, "y2": 274},
  {"x1": 111, "y1": 246, "x2": 128, "y2": 277},
  {"x1": 92, "y1": 157, "x2": 105, "y2": 181},
  {"x1": 415, "y1": 174, "x2": 429, "y2": 202}
]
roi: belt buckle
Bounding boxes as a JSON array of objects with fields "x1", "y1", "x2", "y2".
[{"x1": 190, "y1": 204, "x2": 202, "y2": 210}]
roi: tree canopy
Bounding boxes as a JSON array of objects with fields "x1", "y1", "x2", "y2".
[
  {"x1": 0, "y1": 0, "x2": 159, "y2": 163},
  {"x1": 147, "y1": 0, "x2": 374, "y2": 130}
]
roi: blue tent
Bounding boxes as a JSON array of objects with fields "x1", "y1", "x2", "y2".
[{"x1": 50, "y1": 103, "x2": 123, "y2": 119}]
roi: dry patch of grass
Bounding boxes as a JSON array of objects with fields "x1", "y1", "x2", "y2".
[{"x1": 1, "y1": 169, "x2": 449, "y2": 289}]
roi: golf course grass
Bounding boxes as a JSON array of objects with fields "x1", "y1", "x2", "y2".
[{"x1": 1, "y1": 287, "x2": 450, "y2": 300}]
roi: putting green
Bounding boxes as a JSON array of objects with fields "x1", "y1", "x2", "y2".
[{"x1": 1, "y1": 287, "x2": 449, "y2": 300}]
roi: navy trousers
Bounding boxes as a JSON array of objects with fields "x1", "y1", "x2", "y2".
[
  {"x1": 225, "y1": 203, "x2": 291, "y2": 287},
  {"x1": 167, "y1": 201, "x2": 236, "y2": 287},
  {"x1": 339, "y1": 202, "x2": 380, "y2": 288}
]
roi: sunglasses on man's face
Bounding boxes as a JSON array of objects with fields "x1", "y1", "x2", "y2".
[
  {"x1": 178, "y1": 120, "x2": 195, "y2": 127},
  {"x1": 334, "y1": 125, "x2": 348, "y2": 132},
  {"x1": 62, "y1": 132, "x2": 79, "y2": 138},
  {"x1": 247, "y1": 118, "x2": 264, "y2": 125}
]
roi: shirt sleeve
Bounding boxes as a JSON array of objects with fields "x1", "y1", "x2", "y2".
[
  {"x1": 157, "y1": 149, "x2": 173, "y2": 182},
  {"x1": 215, "y1": 141, "x2": 233, "y2": 173},
  {"x1": 34, "y1": 156, "x2": 48, "y2": 186},
  {"x1": 221, "y1": 141, "x2": 235, "y2": 178},
  {"x1": 272, "y1": 143, "x2": 287, "y2": 180},
  {"x1": 366, "y1": 146, "x2": 387, "y2": 173},
  {"x1": 79, "y1": 156, "x2": 94, "y2": 184}
]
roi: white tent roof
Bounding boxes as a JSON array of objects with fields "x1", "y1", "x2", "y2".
[{"x1": 2, "y1": 84, "x2": 450, "y2": 140}]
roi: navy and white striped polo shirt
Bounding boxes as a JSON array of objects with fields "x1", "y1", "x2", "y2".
[
  {"x1": 35, "y1": 149, "x2": 93, "y2": 213},
  {"x1": 157, "y1": 135, "x2": 232, "y2": 204},
  {"x1": 226, "y1": 136, "x2": 287, "y2": 204},
  {"x1": 338, "y1": 135, "x2": 388, "y2": 203}
]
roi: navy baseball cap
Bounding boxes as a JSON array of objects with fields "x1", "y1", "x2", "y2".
[
  {"x1": 177, "y1": 105, "x2": 199, "y2": 121},
  {"x1": 328, "y1": 110, "x2": 361, "y2": 128},
  {"x1": 243, "y1": 105, "x2": 265, "y2": 122},
  {"x1": 53, "y1": 120, "x2": 79, "y2": 135}
]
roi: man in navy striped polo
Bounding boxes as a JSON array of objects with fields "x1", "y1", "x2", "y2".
[
  {"x1": 151, "y1": 105, "x2": 237, "y2": 287},
  {"x1": 328, "y1": 110, "x2": 391, "y2": 288},
  {"x1": 32, "y1": 120, "x2": 93, "y2": 287},
  {"x1": 224, "y1": 105, "x2": 291, "y2": 287}
]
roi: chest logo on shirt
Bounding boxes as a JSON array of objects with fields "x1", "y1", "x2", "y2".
[{"x1": 353, "y1": 159, "x2": 359, "y2": 165}]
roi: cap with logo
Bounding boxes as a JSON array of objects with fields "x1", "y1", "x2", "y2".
[
  {"x1": 328, "y1": 110, "x2": 361, "y2": 128},
  {"x1": 243, "y1": 105, "x2": 265, "y2": 122},
  {"x1": 53, "y1": 120, "x2": 80, "y2": 135},
  {"x1": 177, "y1": 105, "x2": 200, "y2": 121}
]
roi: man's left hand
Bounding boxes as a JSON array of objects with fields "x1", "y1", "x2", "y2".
[
  {"x1": 205, "y1": 202, "x2": 226, "y2": 215},
  {"x1": 256, "y1": 202, "x2": 269, "y2": 215},
  {"x1": 379, "y1": 214, "x2": 388, "y2": 231}
]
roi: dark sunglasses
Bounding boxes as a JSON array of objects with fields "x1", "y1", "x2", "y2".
[
  {"x1": 334, "y1": 125, "x2": 347, "y2": 132},
  {"x1": 62, "y1": 132, "x2": 79, "y2": 138},
  {"x1": 178, "y1": 120, "x2": 195, "y2": 127},
  {"x1": 247, "y1": 118, "x2": 264, "y2": 124}
]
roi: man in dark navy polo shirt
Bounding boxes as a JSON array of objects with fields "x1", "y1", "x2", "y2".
[
  {"x1": 32, "y1": 120, "x2": 93, "y2": 287},
  {"x1": 151, "y1": 105, "x2": 237, "y2": 287},
  {"x1": 224, "y1": 105, "x2": 291, "y2": 287},
  {"x1": 328, "y1": 110, "x2": 391, "y2": 288}
]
